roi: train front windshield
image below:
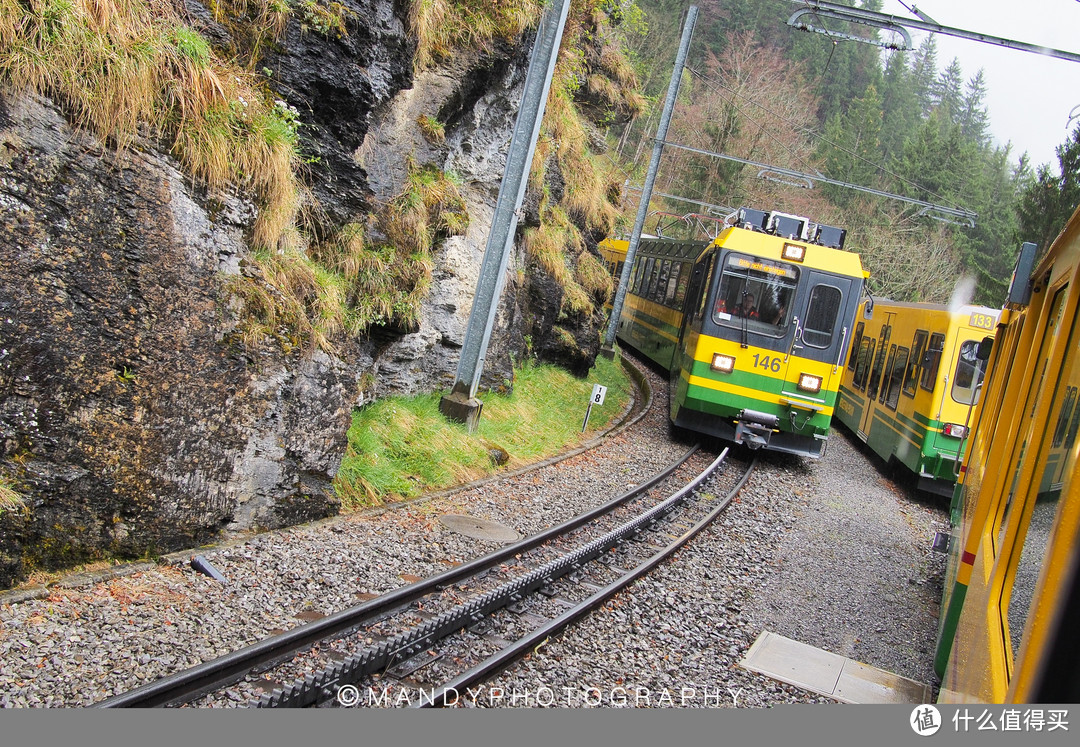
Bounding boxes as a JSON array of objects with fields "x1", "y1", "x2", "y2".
[
  {"x1": 952, "y1": 340, "x2": 985, "y2": 405},
  {"x1": 711, "y1": 253, "x2": 798, "y2": 333}
]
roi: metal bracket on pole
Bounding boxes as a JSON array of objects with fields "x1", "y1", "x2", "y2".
[
  {"x1": 439, "y1": 0, "x2": 572, "y2": 430},
  {"x1": 788, "y1": 6, "x2": 912, "y2": 50},
  {"x1": 787, "y1": 1, "x2": 1080, "y2": 64},
  {"x1": 601, "y1": 5, "x2": 699, "y2": 354}
]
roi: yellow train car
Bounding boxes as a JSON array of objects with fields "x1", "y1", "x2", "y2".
[
  {"x1": 935, "y1": 214, "x2": 1080, "y2": 702},
  {"x1": 836, "y1": 300, "x2": 998, "y2": 496},
  {"x1": 603, "y1": 208, "x2": 866, "y2": 458}
]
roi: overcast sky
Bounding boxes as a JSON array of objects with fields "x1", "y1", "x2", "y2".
[{"x1": 876, "y1": 0, "x2": 1080, "y2": 172}]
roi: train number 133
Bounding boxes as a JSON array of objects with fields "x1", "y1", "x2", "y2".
[{"x1": 752, "y1": 354, "x2": 782, "y2": 373}]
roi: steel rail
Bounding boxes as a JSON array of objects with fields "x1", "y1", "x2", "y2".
[
  {"x1": 259, "y1": 448, "x2": 736, "y2": 707},
  {"x1": 94, "y1": 440, "x2": 698, "y2": 708},
  {"x1": 415, "y1": 450, "x2": 755, "y2": 707}
]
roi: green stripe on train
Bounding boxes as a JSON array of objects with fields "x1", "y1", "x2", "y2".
[
  {"x1": 687, "y1": 358, "x2": 839, "y2": 405},
  {"x1": 838, "y1": 386, "x2": 961, "y2": 482},
  {"x1": 683, "y1": 362, "x2": 833, "y2": 434}
]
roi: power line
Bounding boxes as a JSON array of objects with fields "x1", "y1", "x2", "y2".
[
  {"x1": 682, "y1": 64, "x2": 968, "y2": 215},
  {"x1": 658, "y1": 140, "x2": 976, "y2": 226}
]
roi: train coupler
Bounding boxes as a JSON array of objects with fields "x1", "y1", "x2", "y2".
[{"x1": 735, "y1": 410, "x2": 779, "y2": 450}]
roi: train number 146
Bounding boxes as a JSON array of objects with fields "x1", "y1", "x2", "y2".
[{"x1": 752, "y1": 354, "x2": 782, "y2": 373}]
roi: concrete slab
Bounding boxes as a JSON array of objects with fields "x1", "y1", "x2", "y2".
[
  {"x1": 742, "y1": 630, "x2": 844, "y2": 694},
  {"x1": 438, "y1": 514, "x2": 521, "y2": 542},
  {"x1": 834, "y1": 659, "x2": 932, "y2": 704},
  {"x1": 741, "y1": 630, "x2": 931, "y2": 704}
]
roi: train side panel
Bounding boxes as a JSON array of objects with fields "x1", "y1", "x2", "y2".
[
  {"x1": 937, "y1": 207, "x2": 1080, "y2": 703},
  {"x1": 612, "y1": 238, "x2": 703, "y2": 371},
  {"x1": 836, "y1": 301, "x2": 997, "y2": 495}
]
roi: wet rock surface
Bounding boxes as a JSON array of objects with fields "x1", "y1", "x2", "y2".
[{"x1": 0, "y1": 5, "x2": 620, "y2": 584}]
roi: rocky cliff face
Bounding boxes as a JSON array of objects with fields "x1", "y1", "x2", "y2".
[
  {"x1": 0, "y1": 92, "x2": 365, "y2": 585},
  {"x1": 0, "y1": 1, "x2": 613, "y2": 588}
]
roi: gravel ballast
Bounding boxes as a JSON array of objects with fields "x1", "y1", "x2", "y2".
[{"x1": 0, "y1": 358, "x2": 948, "y2": 708}]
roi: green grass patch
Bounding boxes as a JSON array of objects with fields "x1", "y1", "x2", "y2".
[
  {"x1": 0, "y1": 473, "x2": 23, "y2": 516},
  {"x1": 336, "y1": 353, "x2": 633, "y2": 508}
]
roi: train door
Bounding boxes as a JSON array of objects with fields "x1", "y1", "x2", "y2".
[
  {"x1": 858, "y1": 312, "x2": 893, "y2": 436},
  {"x1": 787, "y1": 271, "x2": 855, "y2": 372},
  {"x1": 932, "y1": 335, "x2": 982, "y2": 461}
]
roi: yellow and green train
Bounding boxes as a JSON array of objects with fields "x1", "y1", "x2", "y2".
[
  {"x1": 933, "y1": 212, "x2": 1080, "y2": 703},
  {"x1": 600, "y1": 207, "x2": 866, "y2": 458},
  {"x1": 835, "y1": 300, "x2": 999, "y2": 496}
]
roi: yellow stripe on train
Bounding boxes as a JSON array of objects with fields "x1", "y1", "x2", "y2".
[{"x1": 683, "y1": 373, "x2": 836, "y2": 418}]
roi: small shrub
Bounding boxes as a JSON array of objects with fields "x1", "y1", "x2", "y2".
[{"x1": 417, "y1": 114, "x2": 446, "y2": 144}]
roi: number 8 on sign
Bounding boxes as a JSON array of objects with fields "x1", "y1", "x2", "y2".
[{"x1": 591, "y1": 384, "x2": 607, "y2": 406}]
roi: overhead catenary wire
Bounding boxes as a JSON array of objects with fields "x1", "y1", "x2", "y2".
[
  {"x1": 682, "y1": 62, "x2": 972, "y2": 217},
  {"x1": 613, "y1": 0, "x2": 978, "y2": 228}
]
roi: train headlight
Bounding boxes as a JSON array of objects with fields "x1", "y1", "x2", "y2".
[
  {"x1": 797, "y1": 373, "x2": 822, "y2": 393},
  {"x1": 943, "y1": 423, "x2": 967, "y2": 439},
  {"x1": 711, "y1": 353, "x2": 736, "y2": 373},
  {"x1": 782, "y1": 243, "x2": 807, "y2": 262}
]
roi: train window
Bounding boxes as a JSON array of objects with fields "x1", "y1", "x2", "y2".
[
  {"x1": 866, "y1": 331, "x2": 890, "y2": 401},
  {"x1": 640, "y1": 257, "x2": 656, "y2": 297},
  {"x1": 848, "y1": 322, "x2": 864, "y2": 368},
  {"x1": 803, "y1": 285, "x2": 842, "y2": 348},
  {"x1": 672, "y1": 262, "x2": 692, "y2": 308},
  {"x1": 951, "y1": 340, "x2": 984, "y2": 405},
  {"x1": 635, "y1": 258, "x2": 650, "y2": 295},
  {"x1": 1052, "y1": 386, "x2": 1077, "y2": 448},
  {"x1": 630, "y1": 258, "x2": 645, "y2": 295},
  {"x1": 876, "y1": 349, "x2": 894, "y2": 405},
  {"x1": 921, "y1": 333, "x2": 945, "y2": 391},
  {"x1": 904, "y1": 330, "x2": 927, "y2": 397},
  {"x1": 885, "y1": 346, "x2": 909, "y2": 410},
  {"x1": 853, "y1": 338, "x2": 874, "y2": 391},
  {"x1": 1065, "y1": 390, "x2": 1080, "y2": 449},
  {"x1": 653, "y1": 260, "x2": 671, "y2": 303},
  {"x1": 687, "y1": 253, "x2": 716, "y2": 321},
  {"x1": 880, "y1": 345, "x2": 897, "y2": 404},
  {"x1": 664, "y1": 261, "x2": 683, "y2": 306},
  {"x1": 712, "y1": 252, "x2": 799, "y2": 334}
]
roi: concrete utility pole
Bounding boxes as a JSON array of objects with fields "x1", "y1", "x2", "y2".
[
  {"x1": 439, "y1": 0, "x2": 572, "y2": 431},
  {"x1": 601, "y1": 5, "x2": 699, "y2": 355}
]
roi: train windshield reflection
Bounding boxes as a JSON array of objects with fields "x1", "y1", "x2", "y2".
[{"x1": 712, "y1": 252, "x2": 798, "y2": 333}]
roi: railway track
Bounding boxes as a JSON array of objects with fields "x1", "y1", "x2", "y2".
[{"x1": 95, "y1": 444, "x2": 754, "y2": 709}]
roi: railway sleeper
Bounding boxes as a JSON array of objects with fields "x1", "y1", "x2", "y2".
[{"x1": 386, "y1": 650, "x2": 443, "y2": 679}]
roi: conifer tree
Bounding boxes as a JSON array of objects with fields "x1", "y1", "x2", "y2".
[
  {"x1": 959, "y1": 70, "x2": 991, "y2": 146},
  {"x1": 1017, "y1": 125, "x2": 1080, "y2": 258},
  {"x1": 910, "y1": 35, "x2": 939, "y2": 118}
]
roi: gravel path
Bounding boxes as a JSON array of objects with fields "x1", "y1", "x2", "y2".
[{"x1": 0, "y1": 356, "x2": 948, "y2": 708}]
